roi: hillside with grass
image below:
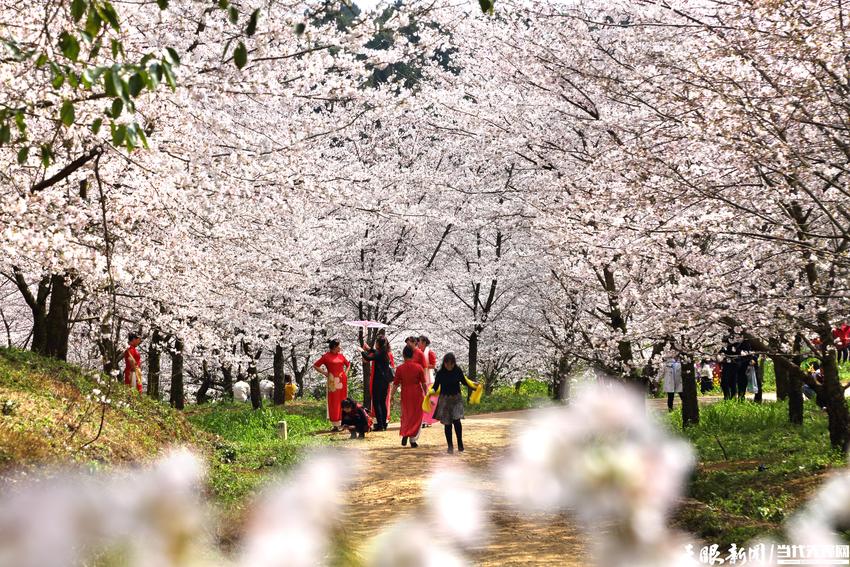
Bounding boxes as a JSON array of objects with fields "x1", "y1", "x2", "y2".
[{"x1": 0, "y1": 348, "x2": 206, "y2": 470}]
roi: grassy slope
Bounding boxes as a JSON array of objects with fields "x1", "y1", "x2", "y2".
[
  {"x1": 0, "y1": 348, "x2": 204, "y2": 470},
  {"x1": 667, "y1": 400, "x2": 847, "y2": 546}
]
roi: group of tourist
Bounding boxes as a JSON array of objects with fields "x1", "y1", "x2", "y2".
[
  {"x1": 313, "y1": 333, "x2": 479, "y2": 454},
  {"x1": 662, "y1": 339, "x2": 762, "y2": 411}
]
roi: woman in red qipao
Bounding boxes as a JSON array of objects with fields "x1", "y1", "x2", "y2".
[
  {"x1": 123, "y1": 333, "x2": 143, "y2": 393},
  {"x1": 419, "y1": 336, "x2": 438, "y2": 427},
  {"x1": 390, "y1": 345, "x2": 427, "y2": 448},
  {"x1": 314, "y1": 339, "x2": 351, "y2": 432}
]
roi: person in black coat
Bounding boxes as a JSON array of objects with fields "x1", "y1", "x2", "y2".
[
  {"x1": 361, "y1": 337, "x2": 394, "y2": 431},
  {"x1": 341, "y1": 398, "x2": 370, "y2": 439}
]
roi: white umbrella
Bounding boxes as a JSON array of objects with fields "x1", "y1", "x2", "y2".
[{"x1": 343, "y1": 320, "x2": 388, "y2": 329}]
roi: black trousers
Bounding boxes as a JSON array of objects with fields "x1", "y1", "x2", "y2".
[
  {"x1": 735, "y1": 370, "x2": 748, "y2": 399},
  {"x1": 720, "y1": 365, "x2": 736, "y2": 399},
  {"x1": 373, "y1": 380, "x2": 390, "y2": 429}
]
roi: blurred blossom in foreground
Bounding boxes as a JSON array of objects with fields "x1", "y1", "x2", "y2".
[
  {"x1": 365, "y1": 466, "x2": 486, "y2": 567},
  {"x1": 776, "y1": 469, "x2": 850, "y2": 567},
  {"x1": 0, "y1": 448, "x2": 211, "y2": 567},
  {"x1": 499, "y1": 382, "x2": 697, "y2": 567},
  {"x1": 239, "y1": 451, "x2": 359, "y2": 567}
]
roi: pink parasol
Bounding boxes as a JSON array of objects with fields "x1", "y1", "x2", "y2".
[{"x1": 343, "y1": 320, "x2": 389, "y2": 329}]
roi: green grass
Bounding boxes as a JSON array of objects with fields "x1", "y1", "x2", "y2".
[
  {"x1": 186, "y1": 400, "x2": 329, "y2": 509},
  {"x1": 0, "y1": 347, "x2": 203, "y2": 468},
  {"x1": 667, "y1": 400, "x2": 846, "y2": 546},
  {"x1": 465, "y1": 379, "x2": 551, "y2": 415}
]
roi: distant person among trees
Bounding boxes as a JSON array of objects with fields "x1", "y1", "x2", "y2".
[
  {"x1": 390, "y1": 345, "x2": 428, "y2": 448},
  {"x1": 361, "y1": 336, "x2": 394, "y2": 431},
  {"x1": 736, "y1": 340, "x2": 756, "y2": 401},
  {"x1": 123, "y1": 333, "x2": 143, "y2": 393},
  {"x1": 834, "y1": 322, "x2": 850, "y2": 363},
  {"x1": 432, "y1": 352, "x2": 479, "y2": 454},
  {"x1": 284, "y1": 374, "x2": 297, "y2": 401},
  {"x1": 341, "y1": 398, "x2": 370, "y2": 439},
  {"x1": 418, "y1": 335, "x2": 438, "y2": 428},
  {"x1": 313, "y1": 339, "x2": 351, "y2": 432},
  {"x1": 699, "y1": 359, "x2": 714, "y2": 393},
  {"x1": 661, "y1": 354, "x2": 683, "y2": 412},
  {"x1": 720, "y1": 338, "x2": 741, "y2": 400}
]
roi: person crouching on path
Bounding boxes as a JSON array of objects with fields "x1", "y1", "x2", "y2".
[
  {"x1": 391, "y1": 345, "x2": 428, "y2": 448},
  {"x1": 313, "y1": 339, "x2": 351, "y2": 432},
  {"x1": 124, "y1": 333, "x2": 143, "y2": 393},
  {"x1": 341, "y1": 398, "x2": 370, "y2": 439},
  {"x1": 432, "y1": 352, "x2": 479, "y2": 454}
]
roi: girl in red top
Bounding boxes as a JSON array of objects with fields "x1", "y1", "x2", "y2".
[
  {"x1": 123, "y1": 333, "x2": 142, "y2": 393},
  {"x1": 419, "y1": 335, "x2": 438, "y2": 427},
  {"x1": 391, "y1": 345, "x2": 427, "y2": 448},
  {"x1": 314, "y1": 339, "x2": 351, "y2": 431}
]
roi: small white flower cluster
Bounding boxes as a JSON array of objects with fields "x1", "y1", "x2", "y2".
[{"x1": 86, "y1": 388, "x2": 111, "y2": 405}]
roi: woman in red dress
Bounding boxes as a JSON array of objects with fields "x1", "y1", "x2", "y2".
[
  {"x1": 123, "y1": 333, "x2": 142, "y2": 393},
  {"x1": 314, "y1": 339, "x2": 351, "y2": 431},
  {"x1": 419, "y1": 335, "x2": 438, "y2": 427},
  {"x1": 390, "y1": 345, "x2": 427, "y2": 448}
]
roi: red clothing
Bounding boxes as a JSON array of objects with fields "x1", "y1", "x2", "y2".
[
  {"x1": 124, "y1": 345, "x2": 142, "y2": 392},
  {"x1": 422, "y1": 346, "x2": 438, "y2": 425},
  {"x1": 412, "y1": 347, "x2": 427, "y2": 368},
  {"x1": 393, "y1": 361, "x2": 426, "y2": 437},
  {"x1": 314, "y1": 352, "x2": 350, "y2": 425}
]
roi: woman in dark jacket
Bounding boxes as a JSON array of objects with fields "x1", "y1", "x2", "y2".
[
  {"x1": 432, "y1": 352, "x2": 479, "y2": 453},
  {"x1": 361, "y1": 337, "x2": 394, "y2": 431}
]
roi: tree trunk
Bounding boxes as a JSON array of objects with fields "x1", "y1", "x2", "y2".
[
  {"x1": 553, "y1": 354, "x2": 571, "y2": 402},
  {"x1": 681, "y1": 358, "x2": 699, "y2": 427},
  {"x1": 147, "y1": 329, "x2": 162, "y2": 399},
  {"x1": 273, "y1": 344, "x2": 285, "y2": 405},
  {"x1": 170, "y1": 338, "x2": 184, "y2": 410},
  {"x1": 98, "y1": 318, "x2": 118, "y2": 377},
  {"x1": 248, "y1": 361, "x2": 262, "y2": 410},
  {"x1": 221, "y1": 364, "x2": 234, "y2": 400},
  {"x1": 787, "y1": 360, "x2": 804, "y2": 425},
  {"x1": 775, "y1": 360, "x2": 789, "y2": 401},
  {"x1": 468, "y1": 331, "x2": 479, "y2": 382},
  {"x1": 754, "y1": 356, "x2": 764, "y2": 404},
  {"x1": 196, "y1": 360, "x2": 212, "y2": 404},
  {"x1": 821, "y1": 349, "x2": 849, "y2": 450},
  {"x1": 14, "y1": 273, "x2": 50, "y2": 357},
  {"x1": 44, "y1": 274, "x2": 72, "y2": 360}
]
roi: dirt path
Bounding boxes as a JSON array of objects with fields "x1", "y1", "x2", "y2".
[{"x1": 328, "y1": 410, "x2": 588, "y2": 566}]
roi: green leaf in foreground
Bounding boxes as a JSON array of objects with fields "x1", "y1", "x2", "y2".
[
  {"x1": 60, "y1": 100, "x2": 75, "y2": 127},
  {"x1": 233, "y1": 41, "x2": 247, "y2": 69}
]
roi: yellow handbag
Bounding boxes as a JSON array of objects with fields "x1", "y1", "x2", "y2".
[
  {"x1": 422, "y1": 386, "x2": 439, "y2": 412},
  {"x1": 469, "y1": 383, "x2": 484, "y2": 405}
]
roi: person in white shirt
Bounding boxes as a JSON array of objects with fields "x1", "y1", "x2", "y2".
[{"x1": 661, "y1": 354, "x2": 683, "y2": 412}]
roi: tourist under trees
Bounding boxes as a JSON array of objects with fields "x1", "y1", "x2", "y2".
[
  {"x1": 313, "y1": 339, "x2": 351, "y2": 432},
  {"x1": 390, "y1": 345, "x2": 427, "y2": 449},
  {"x1": 432, "y1": 352, "x2": 478, "y2": 454}
]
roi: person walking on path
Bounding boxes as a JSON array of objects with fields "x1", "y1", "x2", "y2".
[
  {"x1": 123, "y1": 333, "x2": 143, "y2": 393},
  {"x1": 362, "y1": 337, "x2": 394, "y2": 431},
  {"x1": 432, "y1": 352, "x2": 479, "y2": 454},
  {"x1": 661, "y1": 354, "x2": 683, "y2": 412},
  {"x1": 405, "y1": 336, "x2": 428, "y2": 368},
  {"x1": 390, "y1": 345, "x2": 428, "y2": 448},
  {"x1": 314, "y1": 339, "x2": 351, "y2": 432},
  {"x1": 419, "y1": 335, "x2": 438, "y2": 428}
]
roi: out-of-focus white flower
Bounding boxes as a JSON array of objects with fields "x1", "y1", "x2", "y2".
[
  {"x1": 500, "y1": 382, "x2": 695, "y2": 565},
  {"x1": 365, "y1": 519, "x2": 466, "y2": 567},
  {"x1": 424, "y1": 468, "x2": 487, "y2": 548},
  {"x1": 239, "y1": 451, "x2": 359, "y2": 567}
]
